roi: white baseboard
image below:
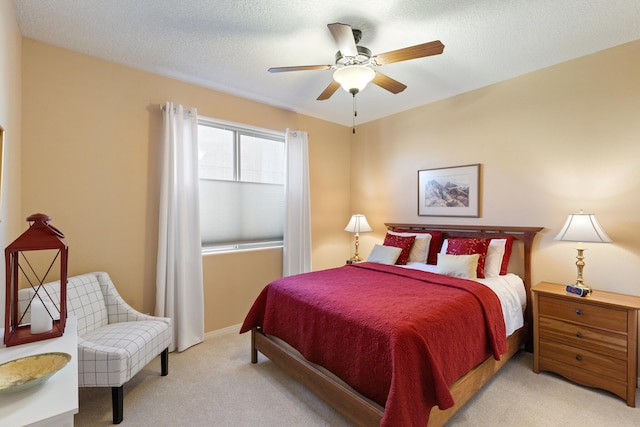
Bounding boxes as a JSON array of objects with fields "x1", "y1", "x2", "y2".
[{"x1": 204, "y1": 323, "x2": 242, "y2": 339}]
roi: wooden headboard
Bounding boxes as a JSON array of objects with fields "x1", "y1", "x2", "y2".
[{"x1": 386, "y1": 223, "x2": 543, "y2": 347}]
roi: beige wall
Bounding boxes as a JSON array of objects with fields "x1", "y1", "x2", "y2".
[
  {"x1": 0, "y1": 0, "x2": 23, "y2": 322},
  {"x1": 353, "y1": 40, "x2": 640, "y2": 297},
  {"x1": 20, "y1": 39, "x2": 352, "y2": 332}
]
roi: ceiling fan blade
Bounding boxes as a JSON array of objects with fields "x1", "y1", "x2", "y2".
[
  {"x1": 372, "y1": 71, "x2": 407, "y2": 94},
  {"x1": 317, "y1": 80, "x2": 340, "y2": 100},
  {"x1": 268, "y1": 65, "x2": 332, "y2": 73},
  {"x1": 328, "y1": 23, "x2": 358, "y2": 57},
  {"x1": 373, "y1": 40, "x2": 445, "y2": 65}
]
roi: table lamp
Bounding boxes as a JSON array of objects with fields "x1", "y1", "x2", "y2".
[
  {"x1": 344, "y1": 214, "x2": 373, "y2": 262},
  {"x1": 554, "y1": 210, "x2": 611, "y2": 296}
]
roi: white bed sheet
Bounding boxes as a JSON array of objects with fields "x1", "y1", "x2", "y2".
[{"x1": 402, "y1": 262, "x2": 526, "y2": 337}]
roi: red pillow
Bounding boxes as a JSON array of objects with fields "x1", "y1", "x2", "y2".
[
  {"x1": 395, "y1": 229, "x2": 443, "y2": 264},
  {"x1": 445, "y1": 238, "x2": 491, "y2": 278},
  {"x1": 500, "y1": 236, "x2": 515, "y2": 275},
  {"x1": 383, "y1": 233, "x2": 416, "y2": 265}
]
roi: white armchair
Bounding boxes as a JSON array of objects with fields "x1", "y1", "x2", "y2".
[{"x1": 19, "y1": 272, "x2": 172, "y2": 424}]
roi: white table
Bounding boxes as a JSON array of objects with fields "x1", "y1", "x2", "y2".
[{"x1": 0, "y1": 316, "x2": 78, "y2": 427}]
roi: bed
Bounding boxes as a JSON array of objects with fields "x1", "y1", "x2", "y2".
[{"x1": 240, "y1": 224, "x2": 542, "y2": 426}]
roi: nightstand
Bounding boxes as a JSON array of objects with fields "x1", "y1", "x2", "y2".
[{"x1": 532, "y1": 282, "x2": 640, "y2": 407}]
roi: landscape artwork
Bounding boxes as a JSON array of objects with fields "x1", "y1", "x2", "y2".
[{"x1": 418, "y1": 164, "x2": 480, "y2": 217}]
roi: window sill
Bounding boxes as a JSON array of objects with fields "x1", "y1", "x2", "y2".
[{"x1": 202, "y1": 245, "x2": 283, "y2": 256}]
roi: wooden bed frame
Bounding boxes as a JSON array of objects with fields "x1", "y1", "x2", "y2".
[{"x1": 250, "y1": 224, "x2": 543, "y2": 426}]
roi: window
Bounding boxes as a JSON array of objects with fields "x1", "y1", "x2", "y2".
[{"x1": 198, "y1": 117, "x2": 285, "y2": 252}]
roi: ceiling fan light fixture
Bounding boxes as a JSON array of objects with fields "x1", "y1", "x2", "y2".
[{"x1": 333, "y1": 65, "x2": 375, "y2": 95}]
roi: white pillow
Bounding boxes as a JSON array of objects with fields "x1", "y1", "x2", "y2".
[
  {"x1": 484, "y1": 239, "x2": 507, "y2": 277},
  {"x1": 436, "y1": 253, "x2": 480, "y2": 279},
  {"x1": 387, "y1": 231, "x2": 432, "y2": 263},
  {"x1": 367, "y1": 244, "x2": 402, "y2": 265}
]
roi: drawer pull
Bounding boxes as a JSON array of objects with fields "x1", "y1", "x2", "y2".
[
  {"x1": 575, "y1": 309, "x2": 583, "y2": 315},
  {"x1": 576, "y1": 332, "x2": 583, "y2": 339},
  {"x1": 576, "y1": 355, "x2": 583, "y2": 362}
]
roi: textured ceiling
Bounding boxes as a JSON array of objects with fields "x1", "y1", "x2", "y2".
[{"x1": 12, "y1": 0, "x2": 640, "y2": 127}]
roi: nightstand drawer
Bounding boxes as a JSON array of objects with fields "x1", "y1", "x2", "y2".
[
  {"x1": 539, "y1": 339, "x2": 626, "y2": 382},
  {"x1": 538, "y1": 295, "x2": 627, "y2": 332},
  {"x1": 537, "y1": 357, "x2": 628, "y2": 402},
  {"x1": 539, "y1": 317, "x2": 627, "y2": 359}
]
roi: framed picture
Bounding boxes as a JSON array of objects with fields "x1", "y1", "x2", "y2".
[{"x1": 418, "y1": 164, "x2": 481, "y2": 217}]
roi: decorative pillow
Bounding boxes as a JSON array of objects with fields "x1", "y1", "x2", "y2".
[
  {"x1": 484, "y1": 239, "x2": 506, "y2": 277},
  {"x1": 484, "y1": 237, "x2": 515, "y2": 277},
  {"x1": 387, "y1": 231, "x2": 432, "y2": 263},
  {"x1": 500, "y1": 236, "x2": 514, "y2": 275},
  {"x1": 436, "y1": 253, "x2": 480, "y2": 279},
  {"x1": 383, "y1": 233, "x2": 416, "y2": 265},
  {"x1": 395, "y1": 229, "x2": 443, "y2": 264},
  {"x1": 367, "y1": 244, "x2": 402, "y2": 265},
  {"x1": 445, "y1": 238, "x2": 491, "y2": 278},
  {"x1": 425, "y1": 231, "x2": 444, "y2": 264}
]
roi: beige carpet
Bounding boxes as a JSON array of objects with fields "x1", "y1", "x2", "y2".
[{"x1": 75, "y1": 329, "x2": 640, "y2": 426}]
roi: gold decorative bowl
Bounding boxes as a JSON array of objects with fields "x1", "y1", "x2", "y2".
[{"x1": 0, "y1": 352, "x2": 72, "y2": 395}]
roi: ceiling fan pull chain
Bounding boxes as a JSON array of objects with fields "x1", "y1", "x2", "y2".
[{"x1": 352, "y1": 94, "x2": 357, "y2": 134}]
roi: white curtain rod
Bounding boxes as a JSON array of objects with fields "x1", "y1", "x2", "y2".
[{"x1": 159, "y1": 103, "x2": 195, "y2": 115}]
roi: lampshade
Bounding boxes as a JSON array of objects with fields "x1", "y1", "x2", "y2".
[
  {"x1": 344, "y1": 214, "x2": 373, "y2": 234},
  {"x1": 333, "y1": 66, "x2": 375, "y2": 95},
  {"x1": 554, "y1": 212, "x2": 612, "y2": 243}
]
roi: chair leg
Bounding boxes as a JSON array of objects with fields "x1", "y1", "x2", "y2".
[
  {"x1": 112, "y1": 385, "x2": 124, "y2": 424},
  {"x1": 161, "y1": 348, "x2": 169, "y2": 376}
]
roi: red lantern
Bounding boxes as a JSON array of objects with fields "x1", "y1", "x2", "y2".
[{"x1": 4, "y1": 213, "x2": 68, "y2": 346}]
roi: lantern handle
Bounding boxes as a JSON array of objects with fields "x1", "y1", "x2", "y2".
[
  {"x1": 26, "y1": 213, "x2": 65, "y2": 238},
  {"x1": 27, "y1": 213, "x2": 52, "y2": 223}
]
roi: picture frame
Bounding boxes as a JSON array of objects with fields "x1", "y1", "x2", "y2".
[{"x1": 418, "y1": 164, "x2": 481, "y2": 217}]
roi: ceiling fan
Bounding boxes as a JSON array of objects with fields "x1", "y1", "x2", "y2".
[{"x1": 268, "y1": 23, "x2": 445, "y2": 100}]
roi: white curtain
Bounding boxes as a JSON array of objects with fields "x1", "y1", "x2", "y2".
[
  {"x1": 283, "y1": 129, "x2": 312, "y2": 276},
  {"x1": 156, "y1": 101, "x2": 204, "y2": 352}
]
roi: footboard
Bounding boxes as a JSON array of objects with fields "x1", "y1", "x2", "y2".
[{"x1": 251, "y1": 325, "x2": 527, "y2": 427}]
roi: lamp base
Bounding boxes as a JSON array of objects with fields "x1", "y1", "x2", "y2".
[{"x1": 566, "y1": 284, "x2": 591, "y2": 297}]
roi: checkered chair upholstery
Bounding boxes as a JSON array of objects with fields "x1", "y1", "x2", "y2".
[{"x1": 19, "y1": 272, "x2": 172, "y2": 424}]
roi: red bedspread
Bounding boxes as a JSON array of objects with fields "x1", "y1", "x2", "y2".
[{"x1": 240, "y1": 262, "x2": 507, "y2": 427}]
